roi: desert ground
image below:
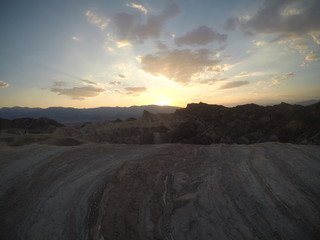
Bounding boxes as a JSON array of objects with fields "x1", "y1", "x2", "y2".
[{"x1": 1, "y1": 142, "x2": 319, "y2": 240}]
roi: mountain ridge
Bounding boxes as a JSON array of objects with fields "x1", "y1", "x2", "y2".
[
  {"x1": 1, "y1": 101, "x2": 319, "y2": 146},
  {"x1": 0, "y1": 105, "x2": 180, "y2": 124}
]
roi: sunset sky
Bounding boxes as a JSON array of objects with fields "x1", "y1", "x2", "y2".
[{"x1": 0, "y1": 0, "x2": 319, "y2": 108}]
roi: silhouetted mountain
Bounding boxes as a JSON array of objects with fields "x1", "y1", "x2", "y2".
[
  {"x1": 294, "y1": 99, "x2": 320, "y2": 106},
  {"x1": 171, "y1": 101, "x2": 320, "y2": 144},
  {"x1": 66, "y1": 101, "x2": 319, "y2": 145},
  {"x1": 0, "y1": 105, "x2": 179, "y2": 123},
  {"x1": 1, "y1": 102, "x2": 319, "y2": 145}
]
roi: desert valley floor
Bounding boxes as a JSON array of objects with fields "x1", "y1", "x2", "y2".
[{"x1": 1, "y1": 142, "x2": 319, "y2": 240}]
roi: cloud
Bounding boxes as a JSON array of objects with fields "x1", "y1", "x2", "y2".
[
  {"x1": 0, "y1": 80, "x2": 9, "y2": 88},
  {"x1": 118, "y1": 74, "x2": 126, "y2": 78},
  {"x1": 270, "y1": 72, "x2": 295, "y2": 87},
  {"x1": 50, "y1": 81, "x2": 105, "y2": 100},
  {"x1": 113, "y1": 12, "x2": 137, "y2": 39},
  {"x1": 305, "y1": 50, "x2": 320, "y2": 61},
  {"x1": 156, "y1": 41, "x2": 168, "y2": 50},
  {"x1": 51, "y1": 81, "x2": 65, "y2": 88},
  {"x1": 220, "y1": 81, "x2": 249, "y2": 89},
  {"x1": 275, "y1": 35, "x2": 311, "y2": 53},
  {"x1": 110, "y1": 81, "x2": 121, "y2": 85},
  {"x1": 72, "y1": 36, "x2": 80, "y2": 41},
  {"x1": 252, "y1": 40, "x2": 267, "y2": 46},
  {"x1": 112, "y1": 2, "x2": 179, "y2": 44},
  {"x1": 140, "y1": 48, "x2": 220, "y2": 85},
  {"x1": 223, "y1": 17, "x2": 239, "y2": 31},
  {"x1": 116, "y1": 40, "x2": 132, "y2": 48},
  {"x1": 234, "y1": 71, "x2": 266, "y2": 78},
  {"x1": 175, "y1": 25, "x2": 227, "y2": 46},
  {"x1": 196, "y1": 78, "x2": 227, "y2": 85},
  {"x1": 125, "y1": 87, "x2": 147, "y2": 95},
  {"x1": 81, "y1": 79, "x2": 97, "y2": 85},
  {"x1": 126, "y1": 3, "x2": 148, "y2": 15},
  {"x1": 197, "y1": 78, "x2": 217, "y2": 85},
  {"x1": 225, "y1": 0, "x2": 320, "y2": 43},
  {"x1": 310, "y1": 31, "x2": 320, "y2": 44},
  {"x1": 86, "y1": 10, "x2": 110, "y2": 30}
]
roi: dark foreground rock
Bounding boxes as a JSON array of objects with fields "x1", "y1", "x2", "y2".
[
  {"x1": 0, "y1": 117, "x2": 64, "y2": 133},
  {"x1": 0, "y1": 143, "x2": 319, "y2": 240},
  {"x1": 64, "y1": 101, "x2": 320, "y2": 145}
]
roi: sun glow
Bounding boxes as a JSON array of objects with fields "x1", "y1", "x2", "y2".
[{"x1": 155, "y1": 98, "x2": 171, "y2": 106}]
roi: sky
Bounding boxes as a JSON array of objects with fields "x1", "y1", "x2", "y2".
[{"x1": 0, "y1": 0, "x2": 319, "y2": 108}]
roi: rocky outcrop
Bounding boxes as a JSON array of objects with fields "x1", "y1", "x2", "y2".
[
  {"x1": 73, "y1": 101, "x2": 320, "y2": 145},
  {"x1": 1, "y1": 143, "x2": 319, "y2": 239},
  {"x1": 0, "y1": 117, "x2": 64, "y2": 133},
  {"x1": 172, "y1": 102, "x2": 320, "y2": 144}
]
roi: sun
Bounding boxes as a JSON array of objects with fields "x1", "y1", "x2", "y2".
[{"x1": 155, "y1": 98, "x2": 171, "y2": 106}]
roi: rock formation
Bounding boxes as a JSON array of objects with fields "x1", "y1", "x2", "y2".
[
  {"x1": 1, "y1": 102, "x2": 319, "y2": 145},
  {"x1": 70, "y1": 101, "x2": 320, "y2": 145},
  {"x1": 0, "y1": 143, "x2": 319, "y2": 239}
]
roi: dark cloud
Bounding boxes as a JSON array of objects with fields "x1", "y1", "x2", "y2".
[
  {"x1": 118, "y1": 74, "x2": 126, "y2": 79},
  {"x1": 223, "y1": 17, "x2": 239, "y2": 31},
  {"x1": 175, "y1": 25, "x2": 227, "y2": 46},
  {"x1": 0, "y1": 80, "x2": 10, "y2": 88},
  {"x1": 81, "y1": 79, "x2": 97, "y2": 85},
  {"x1": 112, "y1": 3, "x2": 179, "y2": 44},
  {"x1": 140, "y1": 48, "x2": 220, "y2": 85},
  {"x1": 125, "y1": 87, "x2": 147, "y2": 95},
  {"x1": 50, "y1": 81, "x2": 105, "y2": 100},
  {"x1": 224, "y1": 0, "x2": 320, "y2": 43},
  {"x1": 220, "y1": 81, "x2": 249, "y2": 89},
  {"x1": 113, "y1": 12, "x2": 137, "y2": 40}
]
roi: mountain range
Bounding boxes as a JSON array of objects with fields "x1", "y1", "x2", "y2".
[
  {"x1": 1, "y1": 101, "x2": 319, "y2": 146},
  {"x1": 0, "y1": 105, "x2": 179, "y2": 124}
]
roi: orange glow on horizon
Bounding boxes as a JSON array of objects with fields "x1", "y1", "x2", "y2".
[{"x1": 155, "y1": 98, "x2": 171, "y2": 106}]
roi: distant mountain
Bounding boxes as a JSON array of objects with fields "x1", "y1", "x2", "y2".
[
  {"x1": 0, "y1": 105, "x2": 180, "y2": 124},
  {"x1": 294, "y1": 99, "x2": 320, "y2": 106}
]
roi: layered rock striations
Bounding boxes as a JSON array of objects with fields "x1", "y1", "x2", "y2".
[{"x1": 0, "y1": 143, "x2": 319, "y2": 239}]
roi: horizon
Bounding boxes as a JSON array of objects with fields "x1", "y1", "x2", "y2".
[
  {"x1": 1, "y1": 99, "x2": 319, "y2": 110},
  {"x1": 0, "y1": 0, "x2": 319, "y2": 108}
]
